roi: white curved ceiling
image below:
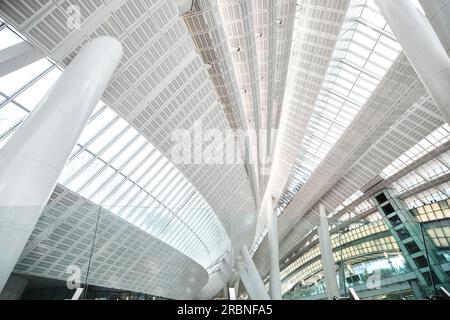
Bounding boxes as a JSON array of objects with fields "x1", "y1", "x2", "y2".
[{"x1": 1, "y1": 0, "x2": 450, "y2": 300}]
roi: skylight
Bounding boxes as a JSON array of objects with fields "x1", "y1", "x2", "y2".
[
  {"x1": 329, "y1": 190, "x2": 364, "y2": 216},
  {"x1": 392, "y1": 150, "x2": 450, "y2": 194},
  {"x1": 354, "y1": 199, "x2": 375, "y2": 214},
  {"x1": 404, "y1": 181, "x2": 450, "y2": 209},
  {"x1": 381, "y1": 124, "x2": 450, "y2": 179},
  {"x1": 278, "y1": 0, "x2": 401, "y2": 209}
]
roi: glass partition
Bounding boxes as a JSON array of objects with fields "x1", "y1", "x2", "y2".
[{"x1": 282, "y1": 207, "x2": 450, "y2": 300}]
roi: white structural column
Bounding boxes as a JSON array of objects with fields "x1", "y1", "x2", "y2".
[
  {"x1": 236, "y1": 261, "x2": 258, "y2": 300},
  {"x1": 419, "y1": 0, "x2": 450, "y2": 56},
  {"x1": 222, "y1": 286, "x2": 229, "y2": 299},
  {"x1": 228, "y1": 287, "x2": 236, "y2": 300},
  {"x1": 0, "y1": 37, "x2": 122, "y2": 292},
  {"x1": 318, "y1": 204, "x2": 339, "y2": 300},
  {"x1": 233, "y1": 277, "x2": 240, "y2": 299},
  {"x1": 239, "y1": 246, "x2": 270, "y2": 300},
  {"x1": 266, "y1": 196, "x2": 282, "y2": 299},
  {"x1": 375, "y1": 0, "x2": 450, "y2": 125},
  {"x1": 0, "y1": 42, "x2": 44, "y2": 78}
]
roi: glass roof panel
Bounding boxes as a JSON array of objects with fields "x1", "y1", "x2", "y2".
[
  {"x1": 0, "y1": 102, "x2": 26, "y2": 135},
  {"x1": 0, "y1": 59, "x2": 52, "y2": 95},
  {"x1": 15, "y1": 68, "x2": 61, "y2": 111},
  {"x1": 100, "y1": 128, "x2": 135, "y2": 162},
  {"x1": 392, "y1": 150, "x2": 450, "y2": 194},
  {"x1": 381, "y1": 124, "x2": 450, "y2": 178},
  {"x1": 0, "y1": 25, "x2": 23, "y2": 50},
  {"x1": 404, "y1": 181, "x2": 450, "y2": 209}
]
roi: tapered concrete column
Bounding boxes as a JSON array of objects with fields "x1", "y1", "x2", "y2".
[
  {"x1": 375, "y1": 0, "x2": 450, "y2": 125},
  {"x1": 0, "y1": 275, "x2": 29, "y2": 300},
  {"x1": 266, "y1": 196, "x2": 282, "y2": 300},
  {"x1": 233, "y1": 277, "x2": 240, "y2": 299},
  {"x1": 237, "y1": 261, "x2": 258, "y2": 300},
  {"x1": 222, "y1": 285, "x2": 229, "y2": 299},
  {"x1": 228, "y1": 287, "x2": 236, "y2": 300},
  {"x1": 0, "y1": 37, "x2": 122, "y2": 292},
  {"x1": 240, "y1": 246, "x2": 270, "y2": 300},
  {"x1": 419, "y1": 0, "x2": 450, "y2": 57},
  {"x1": 318, "y1": 204, "x2": 339, "y2": 300},
  {"x1": 338, "y1": 261, "x2": 346, "y2": 291},
  {"x1": 409, "y1": 279, "x2": 426, "y2": 300}
]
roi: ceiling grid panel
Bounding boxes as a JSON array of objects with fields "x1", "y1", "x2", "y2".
[
  {"x1": 253, "y1": 0, "x2": 350, "y2": 243},
  {"x1": 252, "y1": 0, "x2": 277, "y2": 195},
  {"x1": 217, "y1": 0, "x2": 264, "y2": 196},
  {"x1": 272, "y1": 0, "x2": 296, "y2": 130},
  {"x1": 181, "y1": 0, "x2": 259, "y2": 204},
  {"x1": 268, "y1": 0, "x2": 350, "y2": 207}
]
